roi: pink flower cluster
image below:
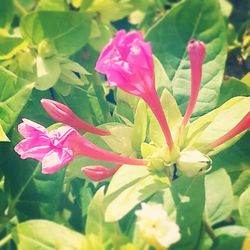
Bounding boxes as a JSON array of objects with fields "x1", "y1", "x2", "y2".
[{"x1": 15, "y1": 30, "x2": 250, "y2": 181}]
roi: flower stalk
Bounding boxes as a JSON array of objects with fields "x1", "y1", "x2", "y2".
[{"x1": 210, "y1": 111, "x2": 250, "y2": 148}]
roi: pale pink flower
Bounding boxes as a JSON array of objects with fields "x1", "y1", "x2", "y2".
[
  {"x1": 95, "y1": 30, "x2": 174, "y2": 150},
  {"x1": 182, "y1": 40, "x2": 206, "y2": 126},
  {"x1": 41, "y1": 99, "x2": 110, "y2": 136},
  {"x1": 15, "y1": 119, "x2": 75, "y2": 174}
]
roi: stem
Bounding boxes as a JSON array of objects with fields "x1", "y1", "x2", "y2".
[
  {"x1": 204, "y1": 220, "x2": 216, "y2": 241},
  {"x1": 14, "y1": 0, "x2": 27, "y2": 16},
  {"x1": 0, "y1": 234, "x2": 11, "y2": 248},
  {"x1": 7, "y1": 165, "x2": 40, "y2": 217},
  {"x1": 145, "y1": 91, "x2": 174, "y2": 150},
  {"x1": 72, "y1": 134, "x2": 147, "y2": 166}
]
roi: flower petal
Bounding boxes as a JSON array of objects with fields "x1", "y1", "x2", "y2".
[
  {"x1": 15, "y1": 137, "x2": 51, "y2": 161},
  {"x1": 41, "y1": 148, "x2": 74, "y2": 174},
  {"x1": 18, "y1": 118, "x2": 47, "y2": 138}
]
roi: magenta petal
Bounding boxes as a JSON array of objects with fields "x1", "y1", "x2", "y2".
[
  {"x1": 14, "y1": 137, "x2": 51, "y2": 161},
  {"x1": 49, "y1": 126, "x2": 77, "y2": 147},
  {"x1": 18, "y1": 119, "x2": 47, "y2": 138},
  {"x1": 41, "y1": 148, "x2": 74, "y2": 174}
]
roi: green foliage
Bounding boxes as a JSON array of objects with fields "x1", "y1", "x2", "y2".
[
  {"x1": 12, "y1": 220, "x2": 85, "y2": 249},
  {"x1": 205, "y1": 169, "x2": 234, "y2": 225},
  {"x1": 0, "y1": 0, "x2": 14, "y2": 28},
  {"x1": 147, "y1": 0, "x2": 227, "y2": 118},
  {"x1": 0, "y1": 67, "x2": 34, "y2": 133},
  {"x1": 104, "y1": 165, "x2": 168, "y2": 222},
  {"x1": 163, "y1": 175, "x2": 205, "y2": 250},
  {"x1": 239, "y1": 187, "x2": 250, "y2": 230},
  {"x1": 21, "y1": 11, "x2": 91, "y2": 55}
]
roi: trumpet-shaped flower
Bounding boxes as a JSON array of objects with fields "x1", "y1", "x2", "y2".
[
  {"x1": 182, "y1": 40, "x2": 206, "y2": 126},
  {"x1": 15, "y1": 119, "x2": 146, "y2": 174},
  {"x1": 135, "y1": 203, "x2": 180, "y2": 250},
  {"x1": 81, "y1": 165, "x2": 121, "y2": 181},
  {"x1": 95, "y1": 30, "x2": 174, "y2": 150},
  {"x1": 41, "y1": 99, "x2": 110, "y2": 136},
  {"x1": 15, "y1": 119, "x2": 75, "y2": 174}
]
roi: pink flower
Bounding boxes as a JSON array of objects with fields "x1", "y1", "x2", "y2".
[
  {"x1": 182, "y1": 40, "x2": 206, "y2": 126},
  {"x1": 14, "y1": 119, "x2": 76, "y2": 174},
  {"x1": 15, "y1": 119, "x2": 146, "y2": 175},
  {"x1": 41, "y1": 99, "x2": 110, "y2": 136},
  {"x1": 81, "y1": 165, "x2": 121, "y2": 182},
  {"x1": 95, "y1": 30, "x2": 174, "y2": 150},
  {"x1": 210, "y1": 111, "x2": 250, "y2": 148}
]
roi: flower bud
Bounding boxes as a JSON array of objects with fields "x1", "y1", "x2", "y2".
[
  {"x1": 81, "y1": 165, "x2": 120, "y2": 181},
  {"x1": 41, "y1": 99, "x2": 110, "y2": 136},
  {"x1": 176, "y1": 150, "x2": 212, "y2": 177},
  {"x1": 182, "y1": 40, "x2": 206, "y2": 126}
]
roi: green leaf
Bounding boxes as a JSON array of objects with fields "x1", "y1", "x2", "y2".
[
  {"x1": 153, "y1": 55, "x2": 171, "y2": 93},
  {"x1": 103, "y1": 124, "x2": 136, "y2": 157},
  {"x1": 104, "y1": 165, "x2": 168, "y2": 222},
  {"x1": 205, "y1": 169, "x2": 234, "y2": 225},
  {"x1": 89, "y1": 20, "x2": 115, "y2": 51},
  {"x1": 217, "y1": 77, "x2": 250, "y2": 106},
  {"x1": 12, "y1": 220, "x2": 84, "y2": 249},
  {"x1": 212, "y1": 225, "x2": 248, "y2": 250},
  {"x1": 0, "y1": 124, "x2": 9, "y2": 141},
  {"x1": 0, "y1": 36, "x2": 27, "y2": 60},
  {"x1": 0, "y1": 67, "x2": 34, "y2": 133},
  {"x1": 233, "y1": 170, "x2": 250, "y2": 196},
  {"x1": 146, "y1": 0, "x2": 227, "y2": 118},
  {"x1": 211, "y1": 235, "x2": 244, "y2": 250},
  {"x1": 239, "y1": 187, "x2": 250, "y2": 229},
  {"x1": 164, "y1": 175, "x2": 205, "y2": 250},
  {"x1": 21, "y1": 11, "x2": 91, "y2": 55},
  {"x1": 131, "y1": 100, "x2": 148, "y2": 153},
  {"x1": 54, "y1": 77, "x2": 111, "y2": 126},
  {"x1": 189, "y1": 97, "x2": 250, "y2": 152},
  {"x1": 0, "y1": 0, "x2": 14, "y2": 28},
  {"x1": 86, "y1": 187, "x2": 122, "y2": 247},
  {"x1": 87, "y1": 0, "x2": 132, "y2": 22},
  {"x1": 35, "y1": 55, "x2": 61, "y2": 90},
  {"x1": 37, "y1": 0, "x2": 68, "y2": 11},
  {"x1": 1, "y1": 145, "x2": 65, "y2": 221},
  {"x1": 185, "y1": 96, "x2": 245, "y2": 149},
  {"x1": 212, "y1": 132, "x2": 250, "y2": 174}
]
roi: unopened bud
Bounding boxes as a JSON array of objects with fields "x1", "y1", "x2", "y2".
[{"x1": 176, "y1": 150, "x2": 212, "y2": 177}]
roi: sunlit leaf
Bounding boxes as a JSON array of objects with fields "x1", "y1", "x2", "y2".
[{"x1": 147, "y1": 0, "x2": 227, "y2": 118}]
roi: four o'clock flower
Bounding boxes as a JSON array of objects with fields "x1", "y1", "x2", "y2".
[
  {"x1": 15, "y1": 119, "x2": 146, "y2": 174},
  {"x1": 14, "y1": 119, "x2": 76, "y2": 174},
  {"x1": 41, "y1": 99, "x2": 110, "y2": 136},
  {"x1": 95, "y1": 30, "x2": 174, "y2": 151},
  {"x1": 182, "y1": 40, "x2": 206, "y2": 127}
]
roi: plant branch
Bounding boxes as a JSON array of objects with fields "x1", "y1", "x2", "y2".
[
  {"x1": 0, "y1": 234, "x2": 11, "y2": 248},
  {"x1": 14, "y1": 0, "x2": 27, "y2": 16},
  {"x1": 204, "y1": 220, "x2": 216, "y2": 241}
]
